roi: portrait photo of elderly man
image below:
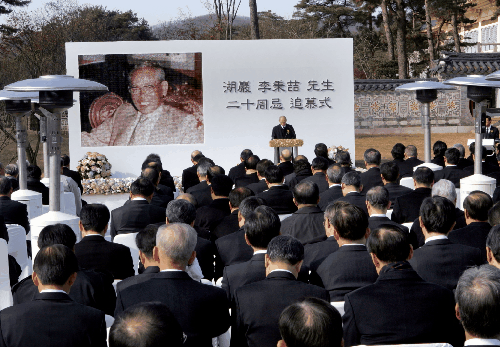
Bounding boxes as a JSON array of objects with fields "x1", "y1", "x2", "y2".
[{"x1": 80, "y1": 53, "x2": 203, "y2": 146}]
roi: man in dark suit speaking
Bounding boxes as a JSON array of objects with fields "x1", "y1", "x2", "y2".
[
  {"x1": 484, "y1": 115, "x2": 499, "y2": 140},
  {"x1": 272, "y1": 116, "x2": 296, "y2": 139}
]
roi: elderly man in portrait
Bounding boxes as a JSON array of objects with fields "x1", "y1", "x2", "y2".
[{"x1": 81, "y1": 62, "x2": 203, "y2": 146}]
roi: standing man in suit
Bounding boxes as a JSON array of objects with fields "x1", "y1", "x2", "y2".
[
  {"x1": 314, "y1": 203, "x2": 377, "y2": 301},
  {"x1": 62, "y1": 154, "x2": 83, "y2": 194},
  {"x1": 302, "y1": 157, "x2": 329, "y2": 193},
  {"x1": 222, "y1": 205, "x2": 280, "y2": 303},
  {"x1": 455, "y1": 265, "x2": 500, "y2": 347},
  {"x1": 484, "y1": 115, "x2": 499, "y2": 139},
  {"x1": 272, "y1": 116, "x2": 296, "y2": 139},
  {"x1": 0, "y1": 244, "x2": 107, "y2": 347},
  {"x1": 336, "y1": 171, "x2": 368, "y2": 216},
  {"x1": 410, "y1": 197, "x2": 482, "y2": 290},
  {"x1": 182, "y1": 151, "x2": 204, "y2": 192},
  {"x1": 232, "y1": 235, "x2": 329, "y2": 347},
  {"x1": 109, "y1": 178, "x2": 166, "y2": 240},
  {"x1": 257, "y1": 165, "x2": 297, "y2": 214},
  {"x1": 400, "y1": 145, "x2": 423, "y2": 178},
  {"x1": 114, "y1": 223, "x2": 230, "y2": 347},
  {"x1": 360, "y1": 148, "x2": 383, "y2": 194},
  {"x1": 228, "y1": 149, "x2": 253, "y2": 183},
  {"x1": 391, "y1": 167, "x2": 434, "y2": 224},
  {"x1": 247, "y1": 159, "x2": 273, "y2": 195},
  {"x1": 434, "y1": 148, "x2": 469, "y2": 188},
  {"x1": 380, "y1": 161, "x2": 412, "y2": 207},
  {"x1": 318, "y1": 164, "x2": 344, "y2": 211},
  {"x1": 449, "y1": 190, "x2": 493, "y2": 262},
  {"x1": 343, "y1": 225, "x2": 463, "y2": 347},
  {"x1": 75, "y1": 204, "x2": 134, "y2": 280},
  {"x1": 278, "y1": 149, "x2": 294, "y2": 177},
  {"x1": 0, "y1": 176, "x2": 29, "y2": 233}
]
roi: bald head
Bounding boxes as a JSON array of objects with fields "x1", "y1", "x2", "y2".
[
  {"x1": 155, "y1": 223, "x2": 197, "y2": 269},
  {"x1": 279, "y1": 116, "x2": 287, "y2": 126},
  {"x1": 175, "y1": 193, "x2": 197, "y2": 208},
  {"x1": 281, "y1": 149, "x2": 292, "y2": 162}
]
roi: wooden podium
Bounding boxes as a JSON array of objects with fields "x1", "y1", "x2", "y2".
[{"x1": 269, "y1": 139, "x2": 304, "y2": 165}]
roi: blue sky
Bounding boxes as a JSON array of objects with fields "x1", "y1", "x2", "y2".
[{"x1": 5, "y1": 0, "x2": 300, "y2": 26}]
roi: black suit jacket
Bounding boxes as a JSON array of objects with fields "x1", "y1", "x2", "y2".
[
  {"x1": 212, "y1": 210, "x2": 240, "y2": 241},
  {"x1": 464, "y1": 161, "x2": 500, "y2": 175},
  {"x1": 335, "y1": 192, "x2": 368, "y2": 216},
  {"x1": 109, "y1": 199, "x2": 166, "y2": 240},
  {"x1": 318, "y1": 185, "x2": 343, "y2": 211},
  {"x1": 228, "y1": 162, "x2": 247, "y2": 183},
  {"x1": 222, "y1": 252, "x2": 266, "y2": 303},
  {"x1": 215, "y1": 228, "x2": 253, "y2": 280},
  {"x1": 257, "y1": 185, "x2": 297, "y2": 214},
  {"x1": 384, "y1": 182, "x2": 412, "y2": 207},
  {"x1": 391, "y1": 187, "x2": 432, "y2": 223},
  {"x1": 271, "y1": 124, "x2": 296, "y2": 139},
  {"x1": 63, "y1": 167, "x2": 83, "y2": 194},
  {"x1": 431, "y1": 156, "x2": 445, "y2": 167},
  {"x1": 0, "y1": 196, "x2": 29, "y2": 232},
  {"x1": 6, "y1": 176, "x2": 19, "y2": 192},
  {"x1": 302, "y1": 172, "x2": 329, "y2": 193},
  {"x1": 300, "y1": 236, "x2": 338, "y2": 282},
  {"x1": 457, "y1": 157, "x2": 473, "y2": 170},
  {"x1": 115, "y1": 271, "x2": 230, "y2": 347},
  {"x1": 12, "y1": 269, "x2": 116, "y2": 316},
  {"x1": 194, "y1": 198, "x2": 230, "y2": 234},
  {"x1": 278, "y1": 161, "x2": 294, "y2": 176},
  {"x1": 74, "y1": 235, "x2": 135, "y2": 280},
  {"x1": 235, "y1": 173, "x2": 259, "y2": 188},
  {"x1": 360, "y1": 167, "x2": 383, "y2": 194},
  {"x1": 343, "y1": 263, "x2": 464, "y2": 347},
  {"x1": 314, "y1": 245, "x2": 377, "y2": 301},
  {"x1": 188, "y1": 181, "x2": 213, "y2": 208},
  {"x1": 150, "y1": 184, "x2": 174, "y2": 208},
  {"x1": 399, "y1": 157, "x2": 424, "y2": 178},
  {"x1": 0, "y1": 216, "x2": 8, "y2": 242},
  {"x1": 159, "y1": 169, "x2": 176, "y2": 193},
  {"x1": 280, "y1": 206, "x2": 325, "y2": 244},
  {"x1": 485, "y1": 125, "x2": 500, "y2": 139},
  {"x1": 448, "y1": 221, "x2": 491, "y2": 263},
  {"x1": 233, "y1": 271, "x2": 329, "y2": 347},
  {"x1": 26, "y1": 179, "x2": 50, "y2": 205},
  {"x1": 182, "y1": 164, "x2": 199, "y2": 192},
  {"x1": 246, "y1": 179, "x2": 268, "y2": 195},
  {"x1": 0, "y1": 292, "x2": 106, "y2": 347},
  {"x1": 409, "y1": 238, "x2": 482, "y2": 290},
  {"x1": 195, "y1": 236, "x2": 216, "y2": 281},
  {"x1": 115, "y1": 266, "x2": 160, "y2": 295},
  {"x1": 434, "y1": 165, "x2": 469, "y2": 188}
]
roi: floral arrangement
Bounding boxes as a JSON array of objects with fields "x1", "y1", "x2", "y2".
[
  {"x1": 328, "y1": 145, "x2": 350, "y2": 161},
  {"x1": 76, "y1": 152, "x2": 112, "y2": 180},
  {"x1": 82, "y1": 178, "x2": 134, "y2": 195}
]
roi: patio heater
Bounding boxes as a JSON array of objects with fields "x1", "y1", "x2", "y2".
[
  {"x1": 0, "y1": 91, "x2": 43, "y2": 219},
  {"x1": 5, "y1": 75, "x2": 107, "y2": 259}
]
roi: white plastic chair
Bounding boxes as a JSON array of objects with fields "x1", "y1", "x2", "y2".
[
  {"x1": 400, "y1": 177, "x2": 414, "y2": 190},
  {"x1": 331, "y1": 301, "x2": 345, "y2": 316},
  {"x1": 279, "y1": 214, "x2": 292, "y2": 221},
  {"x1": 0, "y1": 239, "x2": 13, "y2": 310},
  {"x1": 62, "y1": 192, "x2": 77, "y2": 216},
  {"x1": 6, "y1": 224, "x2": 31, "y2": 279},
  {"x1": 113, "y1": 233, "x2": 139, "y2": 275}
]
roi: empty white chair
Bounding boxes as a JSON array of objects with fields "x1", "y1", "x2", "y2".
[
  {"x1": 331, "y1": 301, "x2": 345, "y2": 316},
  {"x1": 279, "y1": 214, "x2": 292, "y2": 221},
  {"x1": 6, "y1": 224, "x2": 31, "y2": 279},
  {"x1": 400, "y1": 177, "x2": 414, "y2": 190},
  {"x1": 113, "y1": 233, "x2": 139, "y2": 275},
  {"x1": 402, "y1": 222, "x2": 414, "y2": 231},
  {"x1": 0, "y1": 239, "x2": 13, "y2": 310}
]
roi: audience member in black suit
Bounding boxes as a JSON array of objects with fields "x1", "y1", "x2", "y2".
[
  {"x1": 194, "y1": 175, "x2": 233, "y2": 234},
  {"x1": 235, "y1": 155, "x2": 260, "y2": 188},
  {"x1": 213, "y1": 187, "x2": 253, "y2": 241},
  {"x1": 453, "y1": 143, "x2": 474, "y2": 169},
  {"x1": 141, "y1": 167, "x2": 173, "y2": 208},
  {"x1": 0, "y1": 244, "x2": 107, "y2": 347},
  {"x1": 314, "y1": 143, "x2": 335, "y2": 166},
  {"x1": 115, "y1": 223, "x2": 230, "y2": 347},
  {"x1": 449, "y1": 190, "x2": 493, "y2": 263},
  {"x1": 62, "y1": 154, "x2": 83, "y2": 194},
  {"x1": 222, "y1": 205, "x2": 280, "y2": 303},
  {"x1": 115, "y1": 225, "x2": 161, "y2": 294},
  {"x1": 410, "y1": 179, "x2": 467, "y2": 248},
  {"x1": 247, "y1": 159, "x2": 273, "y2": 195},
  {"x1": 0, "y1": 176, "x2": 30, "y2": 233},
  {"x1": 314, "y1": 203, "x2": 377, "y2": 301},
  {"x1": 360, "y1": 148, "x2": 383, "y2": 194},
  {"x1": 366, "y1": 186, "x2": 411, "y2": 236},
  {"x1": 390, "y1": 143, "x2": 406, "y2": 177},
  {"x1": 486, "y1": 225, "x2": 500, "y2": 269},
  {"x1": 455, "y1": 265, "x2": 500, "y2": 347},
  {"x1": 464, "y1": 144, "x2": 500, "y2": 175},
  {"x1": 215, "y1": 196, "x2": 264, "y2": 279},
  {"x1": 399, "y1": 145, "x2": 424, "y2": 178},
  {"x1": 4, "y1": 164, "x2": 19, "y2": 192},
  {"x1": 271, "y1": 116, "x2": 296, "y2": 139},
  {"x1": 318, "y1": 164, "x2": 344, "y2": 211},
  {"x1": 75, "y1": 204, "x2": 134, "y2": 280},
  {"x1": 12, "y1": 223, "x2": 116, "y2": 316},
  {"x1": 278, "y1": 297, "x2": 343, "y2": 347},
  {"x1": 257, "y1": 165, "x2": 297, "y2": 214},
  {"x1": 335, "y1": 171, "x2": 368, "y2": 216},
  {"x1": 302, "y1": 157, "x2": 329, "y2": 193},
  {"x1": 228, "y1": 149, "x2": 253, "y2": 183},
  {"x1": 335, "y1": 150, "x2": 354, "y2": 174},
  {"x1": 109, "y1": 178, "x2": 166, "y2": 240},
  {"x1": 187, "y1": 158, "x2": 215, "y2": 208},
  {"x1": 391, "y1": 166, "x2": 434, "y2": 223},
  {"x1": 278, "y1": 149, "x2": 294, "y2": 177},
  {"x1": 343, "y1": 225, "x2": 463, "y2": 347},
  {"x1": 166, "y1": 199, "x2": 216, "y2": 281},
  {"x1": 434, "y1": 148, "x2": 469, "y2": 188},
  {"x1": 431, "y1": 140, "x2": 447, "y2": 167},
  {"x1": 285, "y1": 158, "x2": 312, "y2": 189},
  {"x1": 380, "y1": 161, "x2": 412, "y2": 207},
  {"x1": 182, "y1": 150, "x2": 204, "y2": 192},
  {"x1": 232, "y1": 235, "x2": 329, "y2": 347},
  {"x1": 410, "y1": 196, "x2": 482, "y2": 290},
  {"x1": 110, "y1": 302, "x2": 185, "y2": 347},
  {"x1": 26, "y1": 165, "x2": 49, "y2": 205},
  {"x1": 281, "y1": 181, "x2": 325, "y2": 244},
  {"x1": 143, "y1": 153, "x2": 176, "y2": 192}
]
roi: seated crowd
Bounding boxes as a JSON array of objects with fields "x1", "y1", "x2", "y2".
[{"x1": 2, "y1": 140, "x2": 500, "y2": 347}]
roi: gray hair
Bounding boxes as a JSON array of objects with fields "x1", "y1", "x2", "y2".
[
  {"x1": 366, "y1": 186, "x2": 390, "y2": 210},
  {"x1": 341, "y1": 171, "x2": 361, "y2": 188},
  {"x1": 453, "y1": 143, "x2": 466, "y2": 158},
  {"x1": 326, "y1": 165, "x2": 343, "y2": 184},
  {"x1": 156, "y1": 223, "x2": 197, "y2": 267},
  {"x1": 166, "y1": 199, "x2": 196, "y2": 225},
  {"x1": 197, "y1": 159, "x2": 214, "y2": 178},
  {"x1": 5, "y1": 164, "x2": 18, "y2": 176},
  {"x1": 405, "y1": 145, "x2": 418, "y2": 157},
  {"x1": 455, "y1": 265, "x2": 500, "y2": 338},
  {"x1": 432, "y1": 179, "x2": 457, "y2": 203}
]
